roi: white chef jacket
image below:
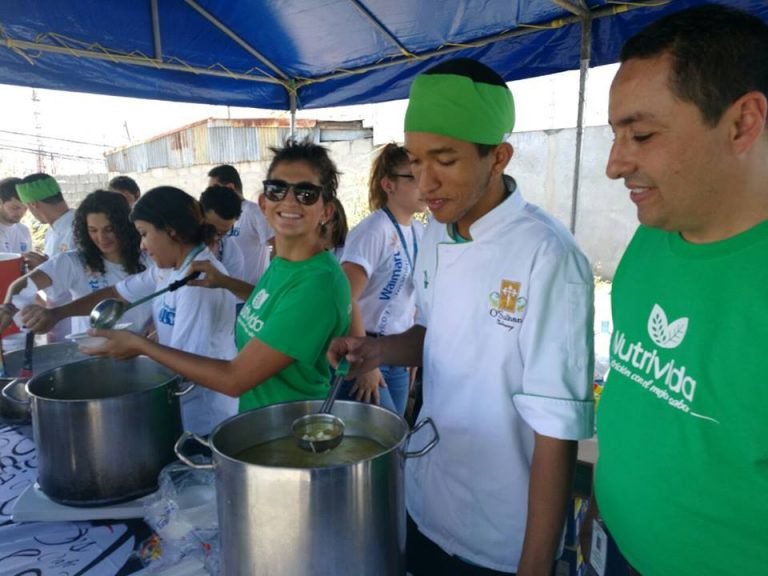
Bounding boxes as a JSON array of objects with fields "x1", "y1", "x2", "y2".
[
  {"x1": 42, "y1": 208, "x2": 75, "y2": 341},
  {"x1": 43, "y1": 209, "x2": 75, "y2": 258},
  {"x1": 405, "y1": 177, "x2": 594, "y2": 572}
]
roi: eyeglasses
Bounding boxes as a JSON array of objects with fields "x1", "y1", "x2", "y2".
[
  {"x1": 390, "y1": 173, "x2": 415, "y2": 181},
  {"x1": 262, "y1": 179, "x2": 324, "y2": 205}
]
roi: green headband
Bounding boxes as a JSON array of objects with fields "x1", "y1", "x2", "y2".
[
  {"x1": 16, "y1": 178, "x2": 60, "y2": 203},
  {"x1": 404, "y1": 73, "x2": 515, "y2": 145}
]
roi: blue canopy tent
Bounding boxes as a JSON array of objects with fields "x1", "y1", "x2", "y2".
[
  {"x1": 2, "y1": 0, "x2": 767, "y2": 231},
  {"x1": 3, "y1": 0, "x2": 767, "y2": 110}
]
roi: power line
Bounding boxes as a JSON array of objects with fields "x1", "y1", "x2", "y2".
[
  {"x1": 0, "y1": 128, "x2": 117, "y2": 148},
  {"x1": 0, "y1": 143, "x2": 106, "y2": 162}
]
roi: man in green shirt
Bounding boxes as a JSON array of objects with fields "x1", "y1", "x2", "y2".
[{"x1": 582, "y1": 5, "x2": 768, "y2": 575}]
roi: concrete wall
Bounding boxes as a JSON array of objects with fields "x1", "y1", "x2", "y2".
[
  {"x1": 56, "y1": 126, "x2": 640, "y2": 280},
  {"x1": 98, "y1": 137, "x2": 374, "y2": 211},
  {"x1": 507, "y1": 125, "x2": 638, "y2": 279},
  {"x1": 56, "y1": 173, "x2": 112, "y2": 207}
]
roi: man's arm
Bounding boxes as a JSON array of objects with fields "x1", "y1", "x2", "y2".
[
  {"x1": 188, "y1": 259, "x2": 254, "y2": 301},
  {"x1": 517, "y1": 433, "x2": 577, "y2": 576},
  {"x1": 328, "y1": 324, "x2": 425, "y2": 377}
]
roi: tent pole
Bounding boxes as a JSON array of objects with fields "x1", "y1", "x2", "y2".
[
  {"x1": 289, "y1": 89, "x2": 297, "y2": 139},
  {"x1": 569, "y1": 12, "x2": 591, "y2": 236},
  {"x1": 150, "y1": 0, "x2": 162, "y2": 59}
]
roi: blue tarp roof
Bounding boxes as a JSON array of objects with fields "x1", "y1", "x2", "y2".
[{"x1": 2, "y1": 1, "x2": 767, "y2": 110}]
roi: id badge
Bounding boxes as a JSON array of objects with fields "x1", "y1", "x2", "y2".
[{"x1": 589, "y1": 518, "x2": 608, "y2": 576}]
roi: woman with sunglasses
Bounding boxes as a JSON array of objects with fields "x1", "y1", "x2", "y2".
[
  {"x1": 22, "y1": 186, "x2": 239, "y2": 435},
  {"x1": 338, "y1": 143, "x2": 425, "y2": 415},
  {"x1": 79, "y1": 140, "x2": 351, "y2": 413},
  {"x1": 0, "y1": 190, "x2": 152, "y2": 336}
]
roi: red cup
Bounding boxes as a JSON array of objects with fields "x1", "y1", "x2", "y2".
[{"x1": 0, "y1": 253, "x2": 24, "y2": 337}]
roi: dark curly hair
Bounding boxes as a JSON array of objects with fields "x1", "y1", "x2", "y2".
[{"x1": 74, "y1": 190, "x2": 145, "y2": 275}]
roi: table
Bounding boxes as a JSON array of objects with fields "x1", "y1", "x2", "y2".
[{"x1": 0, "y1": 423, "x2": 152, "y2": 576}]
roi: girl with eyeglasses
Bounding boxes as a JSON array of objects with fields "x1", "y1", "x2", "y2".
[
  {"x1": 338, "y1": 143, "x2": 425, "y2": 415},
  {"x1": 0, "y1": 190, "x2": 152, "y2": 336},
  {"x1": 78, "y1": 140, "x2": 351, "y2": 414},
  {"x1": 23, "y1": 186, "x2": 239, "y2": 435}
]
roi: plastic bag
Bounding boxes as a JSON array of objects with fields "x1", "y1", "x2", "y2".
[{"x1": 136, "y1": 459, "x2": 220, "y2": 574}]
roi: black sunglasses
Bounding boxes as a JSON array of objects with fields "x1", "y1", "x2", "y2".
[{"x1": 262, "y1": 179, "x2": 324, "y2": 205}]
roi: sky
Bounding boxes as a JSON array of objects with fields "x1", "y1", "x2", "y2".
[{"x1": 0, "y1": 63, "x2": 619, "y2": 177}]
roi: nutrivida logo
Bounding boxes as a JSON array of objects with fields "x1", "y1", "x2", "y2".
[
  {"x1": 648, "y1": 304, "x2": 688, "y2": 349},
  {"x1": 611, "y1": 304, "x2": 719, "y2": 424},
  {"x1": 238, "y1": 289, "x2": 269, "y2": 333}
]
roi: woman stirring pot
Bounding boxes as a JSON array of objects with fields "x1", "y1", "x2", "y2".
[
  {"x1": 77, "y1": 140, "x2": 351, "y2": 412},
  {"x1": 23, "y1": 186, "x2": 239, "y2": 435}
]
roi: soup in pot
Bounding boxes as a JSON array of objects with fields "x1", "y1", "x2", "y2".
[{"x1": 236, "y1": 435, "x2": 386, "y2": 468}]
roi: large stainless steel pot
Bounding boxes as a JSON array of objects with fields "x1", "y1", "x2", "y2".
[
  {"x1": 176, "y1": 400, "x2": 438, "y2": 576},
  {"x1": 0, "y1": 341, "x2": 88, "y2": 423},
  {"x1": 3, "y1": 356, "x2": 189, "y2": 506}
]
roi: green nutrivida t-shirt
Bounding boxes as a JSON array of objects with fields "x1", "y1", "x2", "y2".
[
  {"x1": 236, "y1": 250, "x2": 351, "y2": 411},
  {"x1": 596, "y1": 223, "x2": 768, "y2": 576}
]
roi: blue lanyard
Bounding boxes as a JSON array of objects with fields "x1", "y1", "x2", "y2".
[
  {"x1": 382, "y1": 207, "x2": 417, "y2": 278},
  {"x1": 177, "y1": 243, "x2": 206, "y2": 275}
]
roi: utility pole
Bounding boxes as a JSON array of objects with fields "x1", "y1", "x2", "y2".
[{"x1": 31, "y1": 89, "x2": 45, "y2": 173}]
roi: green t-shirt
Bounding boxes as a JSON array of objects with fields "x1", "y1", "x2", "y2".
[
  {"x1": 235, "y1": 250, "x2": 351, "y2": 412},
  {"x1": 596, "y1": 223, "x2": 768, "y2": 575}
]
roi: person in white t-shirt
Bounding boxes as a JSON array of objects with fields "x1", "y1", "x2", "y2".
[
  {"x1": 323, "y1": 197, "x2": 348, "y2": 261},
  {"x1": 0, "y1": 178, "x2": 32, "y2": 254},
  {"x1": 208, "y1": 164, "x2": 273, "y2": 285},
  {"x1": 339, "y1": 143, "x2": 425, "y2": 415},
  {"x1": 108, "y1": 175, "x2": 141, "y2": 207},
  {"x1": 23, "y1": 186, "x2": 238, "y2": 436},
  {"x1": 15, "y1": 173, "x2": 76, "y2": 341},
  {"x1": 0, "y1": 190, "x2": 152, "y2": 336},
  {"x1": 200, "y1": 185, "x2": 246, "y2": 283},
  {"x1": 15, "y1": 173, "x2": 74, "y2": 268}
]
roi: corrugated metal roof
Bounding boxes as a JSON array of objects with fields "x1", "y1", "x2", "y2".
[{"x1": 105, "y1": 118, "x2": 369, "y2": 173}]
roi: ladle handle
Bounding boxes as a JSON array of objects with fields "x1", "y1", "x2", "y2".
[
  {"x1": 19, "y1": 331, "x2": 34, "y2": 378},
  {"x1": 0, "y1": 336, "x2": 6, "y2": 378},
  {"x1": 126, "y1": 271, "x2": 202, "y2": 311},
  {"x1": 320, "y1": 359, "x2": 349, "y2": 414}
]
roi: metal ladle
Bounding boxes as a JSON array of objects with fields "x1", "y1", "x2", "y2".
[
  {"x1": 90, "y1": 271, "x2": 201, "y2": 329},
  {"x1": 292, "y1": 359, "x2": 350, "y2": 453}
]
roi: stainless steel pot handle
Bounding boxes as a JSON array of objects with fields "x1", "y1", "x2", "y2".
[
  {"x1": 402, "y1": 417, "x2": 439, "y2": 459},
  {"x1": 173, "y1": 380, "x2": 195, "y2": 397},
  {"x1": 174, "y1": 431, "x2": 215, "y2": 469},
  {"x1": 1, "y1": 378, "x2": 30, "y2": 406}
]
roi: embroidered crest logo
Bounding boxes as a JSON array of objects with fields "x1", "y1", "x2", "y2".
[
  {"x1": 487, "y1": 279, "x2": 526, "y2": 332},
  {"x1": 498, "y1": 280, "x2": 521, "y2": 312},
  {"x1": 647, "y1": 304, "x2": 688, "y2": 349}
]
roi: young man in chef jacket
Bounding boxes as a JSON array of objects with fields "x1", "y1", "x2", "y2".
[{"x1": 329, "y1": 58, "x2": 594, "y2": 575}]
